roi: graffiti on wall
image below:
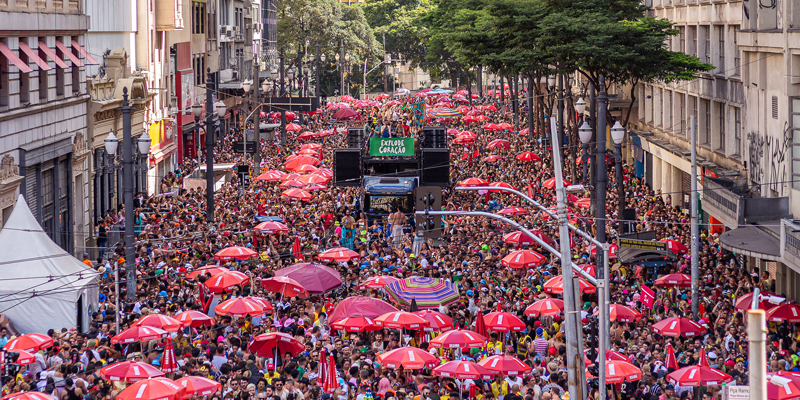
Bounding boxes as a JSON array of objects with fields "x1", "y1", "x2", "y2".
[{"x1": 746, "y1": 123, "x2": 791, "y2": 195}]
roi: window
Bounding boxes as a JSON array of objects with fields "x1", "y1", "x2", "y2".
[
  {"x1": 0, "y1": 40, "x2": 8, "y2": 107},
  {"x1": 677, "y1": 26, "x2": 685, "y2": 54},
  {"x1": 734, "y1": 106, "x2": 742, "y2": 155},
  {"x1": 71, "y1": 37, "x2": 80, "y2": 94},
  {"x1": 717, "y1": 25, "x2": 725, "y2": 73},
  {"x1": 18, "y1": 40, "x2": 30, "y2": 104},
  {"x1": 689, "y1": 26, "x2": 698, "y2": 57},
  {"x1": 659, "y1": 88, "x2": 664, "y2": 127},
  {"x1": 668, "y1": 91, "x2": 674, "y2": 132},
  {"x1": 701, "y1": 25, "x2": 710, "y2": 63},
  {"x1": 792, "y1": 98, "x2": 800, "y2": 190},
  {"x1": 54, "y1": 38, "x2": 64, "y2": 96},
  {"x1": 38, "y1": 37, "x2": 47, "y2": 101},
  {"x1": 690, "y1": 95, "x2": 697, "y2": 135},
  {"x1": 733, "y1": 27, "x2": 741, "y2": 76},
  {"x1": 717, "y1": 102, "x2": 725, "y2": 152},
  {"x1": 679, "y1": 93, "x2": 686, "y2": 136},
  {"x1": 193, "y1": 3, "x2": 200, "y2": 34},
  {"x1": 701, "y1": 99, "x2": 710, "y2": 145}
]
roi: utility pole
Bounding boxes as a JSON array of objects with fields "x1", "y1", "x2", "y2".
[
  {"x1": 589, "y1": 83, "x2": 597, "y2": 216},
  {"x1": 527, "y1": 75, "x2": 534, "y2": 142},
  {"x1": 205, "y1": 69, "x2": 215, "y2": 223},
  {"x1": 316, "y1": 40, "x2": 321, "y2": 99},
  {"x1": 499, "y1": 75, "x2": 504, "y2": 106},
  {"x1": 690, "y1": 114, "x2": 699, "y2": 320},
  {"x1": 550, "y1": 117, "x2": 583, "y2": 399},
  {"x1": 748, "y1": 289, "x2": 767, "y2": 400},
  {"x1": 595, "y1": 75, "x2": 607, "y2": 285},
  {"x1": 557, "y1": 74, "x2": 565, "y2": 164},
  {"x1": 121, "y1": 88, "x2": 136, "y2": 301},
  {"x1": 253, "y1": 61, "x2": 261, "y2": 176},
  {"x1": 279, "y1": 50, "x2": 285, "y2": 96},
  {"x1": 512, "y1": 75, "x2": 519, "y2": 130},
  {"x1": 340, "y1": 41, "x2": 345, "y2": 97},
  {"x1": 383, "y1": 33, "x2": 388, "y2": 93}
]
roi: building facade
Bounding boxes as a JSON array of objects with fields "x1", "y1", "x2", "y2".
[
  {"x1": 0, "y1": 0, "x2": 97, "y2": 256},
  {"x1": 633, "y1": 0, "x2": 800, "y2": 300}
]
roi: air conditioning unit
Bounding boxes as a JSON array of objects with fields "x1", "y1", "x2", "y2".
[{"x1": 225, "y1": 25, "x2": 234, "y2": 36}]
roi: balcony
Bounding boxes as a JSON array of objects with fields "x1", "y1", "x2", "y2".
[
  {"x1": 703, "y1": 176, "x2": 789, "y2": 228},
  {"x1": 782, "y1": 220, "x2": 800, "y2": 270},
  {"x1": 155, "y1": 0, "x2": 184, "y2": 31},
  {"x1": 0, "y1": 0, "x2": 82, "y2": 14}
]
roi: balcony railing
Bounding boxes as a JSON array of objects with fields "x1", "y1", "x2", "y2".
[{"x1": 1, "y1": 0, "x2": 82, "y2": 13}]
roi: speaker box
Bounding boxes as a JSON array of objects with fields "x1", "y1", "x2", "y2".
[
  {"x1": 422, "y1": 127, "x2": 446, "y2": 149},
  {"x1": 420, "y1": 148, "x2": 450, "y2": 186},
  {"x1": 347, "y1": 127, "x2": 366, "y2": 148},
  {"x1": 621, "y1": 208, "x2": 637, "y2": 234},
  {"x1": 334, "y1": 149, "x2": 361, "y2": 186}
]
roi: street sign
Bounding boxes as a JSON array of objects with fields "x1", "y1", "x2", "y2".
[
  {"x1": 369, "y1": 138, "x2": 415, "y2": 157},
  {"x1": 233, "y1": 141, "x2": 257, "y2": 154},
  {"x1": 722, "y1": 386, "x2": 749, "y2": 400},
  {"x1": 618, "y1": 238, "x2": 667, "y2": 251},
  {"x1": 260, "y1": 97, "x2": 320, "y2": 112}
]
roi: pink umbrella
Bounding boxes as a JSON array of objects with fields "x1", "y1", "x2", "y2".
[
  {"x1": 413, "y1": 310, "x2": 454, "y2": 332},
  {"x1": 357, "y1": 275, "x2": 399, "y2": 290},
  {"x1": 275, "y1": 262, "x2": 342, "y2": 294},
  {"x1": 328, "y1": 296, "x2": 398, "y2": 321},
  {"x1": 524, "y1": 298, "x2": 564, "y2": 317},
  {"x1": 433, "y1": 360, "x2": 495, "y2": 380}
]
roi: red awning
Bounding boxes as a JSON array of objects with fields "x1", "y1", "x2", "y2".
[
  {"x1": 55, "y1": 41, "x2": 83, "y2": 66},
  {"x1": 70, "y1": 40, "x2": 98, "y2": 65},
  {"x1": 0, "y1": 43, "x2": 32, "y2": 73},
  {"x1": 38, "y1": 42, "x2": 68, "y2": 68},
  {"x1": 18, "y1": 42, "x2": 51, "y2": 71}
]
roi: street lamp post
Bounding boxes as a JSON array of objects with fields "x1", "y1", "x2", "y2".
[
  {"x1": 579, "y1": 121, "x2": 591, "y2": 186},
  {"x1": 610, "y1": 121, "x2": 625, "y2": 231},
  {"x1": 303, "y1": 64, "x2": 309, "y2": 98},
  {"x1": 595, "y1": 74, "x2": 608, "y2": 320},
  {"x1": 102, "y1": 87, "x2": 151, "y2": 302},
  {"x1": 194, "y1": 69, "x2": 226, "y2": 223}
]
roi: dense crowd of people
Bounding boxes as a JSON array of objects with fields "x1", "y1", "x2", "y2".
[{"x1": 0, "y1": 88, "x2": 784, "y2": 400}]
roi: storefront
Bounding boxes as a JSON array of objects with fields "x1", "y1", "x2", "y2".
[{"x1": 147, "y1": 120, "x2": 178, "y2": 194}]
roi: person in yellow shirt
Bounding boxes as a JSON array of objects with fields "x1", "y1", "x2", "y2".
[
  {"x1": 486, "y1": 333, "x2": 503, "y2": 356},
  {"x1": 490, "y1": 375, "x2": 509, "y2": 400}
]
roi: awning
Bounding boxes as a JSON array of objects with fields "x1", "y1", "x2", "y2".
[
  {"x1": 18, "y1": 42, "x2": 50, "y2": 71},
  {"x1": 151, "y1": 142, "x2": 178, "y2": 164},
  {"x1": 0, "y1": 43, "x2": 32, "y2": 73},
  {"x1": 55, "y1": 41, "x2": 84, "y2": 66},
  {"x1": 719, "y1": 226, "x2": 781, "y2": 261},
  {"x1": 38, "y1": 42, "x2": 68, "y2": 68},
  {"x1": 70, "y1": 40, "x2": 98, "y2": 65},
  {"x1": 617, "y1": 247, "x2": 678, "y2": 267}
]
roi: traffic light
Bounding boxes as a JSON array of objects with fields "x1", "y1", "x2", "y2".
[{"x1": 415, "y1": 186, "x2": 442, "y2": 238}]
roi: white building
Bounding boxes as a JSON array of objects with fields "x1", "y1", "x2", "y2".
[
  {"x1": 0, "y1": 0, "x2": 97, "y2": 255},
  {"x1": 633, "y1": 0, "x2": 800, "y2": 299}
]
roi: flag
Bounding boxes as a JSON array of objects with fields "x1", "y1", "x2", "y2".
[
  {"x1": 664, "y1": 343, "x2": 678, "y2": 370},
  {"x1": 161, "y1": 340, "x2": 179, "y2": 373},
  {"x1": 640, "y1": 285, "x2": 655, "y2": 309},
  {"x1": 527, "y1": 185, "x2": 534, "y2": 199}
]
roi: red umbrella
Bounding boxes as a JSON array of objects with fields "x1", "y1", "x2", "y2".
[
  {"x1": 306, "y1": 183, "x2": 328, "y2": 192},
  {"x1": 503, "y1": 231, "x2": 536, "y2": 246},
  {"x1": 357, "y1": 275, "x2": 399, "y2": 290},
  {"x1": 174, "y1": 310, "x2": 214, "y2": 328},
  {"x1": 117, "y1": 377, "x2": 186, "y2": 400},
  {"x1": 483, "y1": 105, "x2": 498, "y2": 112},
  {"x1": 597, "y1": 304, "x2": 643, "y2": 323},
  {"x1": 519, "y1": 128, "x2": 529, "y2": 135},
  {"x1": 543, "y1": 177, "x2": 571, "y2": 189},
  {"x1": 255, "y1": 169, "x2": 288, "y2": 181},
  {"x1": 282, "y1": 188, "x2": 313, "y2": 201},
  {"x1": 283, "y1": 156, "x2": 321, "y2": 171},
  {"x1": 484, "y1": 155, "x2": 503, "y2": 162},
  {"x1": 651, "y1": 317, "x2": 708, "y2": 337},
  {"x1": 575, "y1": 264, "x2": 597, "y2": 278},
  {"x1": 446, "y1": 128, "x2": 460, "y2": 135},
  {"x1": 300, "y1": 143, "x2": 323, "y2": 150},
  {"x1": 111, "y1": 326, "x2": 168, "y2": 344},
  {"x1": 317, "y1": 247, "x2": 360, "y2": 263},
  {"x1": 584, "y1": 349, "x2": 632, "y2": 366},
  {"x1": 333, "y1": 107, "x2": 358, "y2": 120},
  {"x1": 665, "y1": 344, "x2": 679, "y2": 370},
  {"x1": 0, "y1": 393, "x2": 57, "y2": 400},
  {"x1": 214, "y1": 247, "x2": 257, "y2": 262},
  {"x1": 7, "y1": 349, "x2": 35, "y2": 366},
  {"x1": 574, "y1": 198, "x2": 591, "y2": 209},
  {"x1": 175, "y1": 376, "x2": 222, "y2": 398},
  {"x1": 543, "y1": 276, "x2": 597, "y2": 294},
  {"x1": 331, "y1": 316, "x2": 381, "y2": 332},
  {"x1": 478, "y1": 355, "x2": 531, "y2": 376},
  {"x1": 474, "y1": 310, "x2": 488, "y2": 338},
  {"x1": 275, "y1": 262, "x2": 342, "y2": 294},
  {"x1": 525, "y1": 298, "x2": 564, "y2": 317},
  {"x1": 299, "y1": 174, "x2": 330, "y2": 184},
  {"x1": 497, "y1": 122, "x2": 513, "y2": 131},
  {"x1": 516, "y1": 152, "x2": 541, "y2": 162},
  {"x1": 328, "y1": 296, "x2": 398, "y2": 321},
  {"x1": 586, "y1": 360, "x2": 643, "y2": 383},
  {"x1": 735, "y1": 291, "x2": 784, "y2": 311},
  {"x1": 261, "y1": 276, "x2": 309, "y2": 298},
  {"x1": 280, "y1": 179, "x2": 307, "y2": 188},
  {"x1": 413, "y1": 310, "x2": 454, "y2": 332},
  {"x1": 378, "y1": 347, "x2": 439, "y2": 369},
  {"x1": 453, "y1": 136, "x2": 475, "y2": 145},
  {"x1": 134, "y1": 314, "x2": 182, "y2": 332},
  {"x1": 433, "y1": 360, "x2": 495, "y2": 380},
  {"x1": 285, "y1": 123, "x2": 302, "y2": 132},
  {"x1": 203, "y1": 270, "x2": 250, "y2": 293},
  {"x1": 325, "y1": 353, "x2": 339, "y2": 392},
  {"x1": 767, "y1": 304, "x2": 800, "y2": 323},
  {"x1": 375, "y1": 311, "x2": 430, "y2": 329},
  {"x1": 660, "y1": 239, "x2": 689, "y2": 255},
  {"x1": 243, "y1": 297, "x2": 274, "y2": 314},
  {"x1": 186, "y1": 265, "x2": 229, "y2": 279},
  {"x1": 160, "y1": 340, "x2": 179, "y2": 373},
  {"x1": 587, "y1": 243, "x2": 619, "y2": 260},
  {"x1": 214, "y1": 298, "x2": 265, "y2": 318},
  {"x1": 487, "y1": 139, "x2": 511, "y2": 150},
  {"x1": 768, "y1": 371, "x2": 800, "y2": 400},
  {"x1": 667, "y1": 351, "x2": 732, "y2": 387},
  {"x1": 654, "y1": 273, "x2": 692, "y2": 288},
  {"x1": 255, "y1": 221, "x2": 290, "y2": 234},
  {"x1": 483, "y1": 312, "x2": 526, "y2": 332},
  {"x1": 497, "y1": 207, "x2": 529, "y2": 216},
  {"x1": 488, "y1": 182, "x2": 516, "y2": 192},
  {"x1": 249, "y1": 332, "x2": 305, "y2": 358},
  {"x1": 482, "y1": 123, "x2": 501, "y2": 131},
  {"x1": 459, "y1": 177, "x2": 488, "y2": 187},
  {"x1": 501, "y1": 250, "x2": 547, "y2": 269},
  {"x1": 429, "y1": 329, "x2": 487, "y2": 349},
  {"x1": 3, "y1": 333, "x2": 53, "y2": 353},
  {"x1": 98, "y1": 361, "x2": 164, "y2": 382},
  {"x1": 294, "y1": 164, "x2": 319, "y2": 174}
]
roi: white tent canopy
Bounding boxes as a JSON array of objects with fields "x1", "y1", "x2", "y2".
[{"x1": 0, "y1": 195, "x2": 99, "y2": 334}]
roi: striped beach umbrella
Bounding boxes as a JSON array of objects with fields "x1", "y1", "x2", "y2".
[{"x1": 385, "y1": 276, "x2": 460, "y2": 309}]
